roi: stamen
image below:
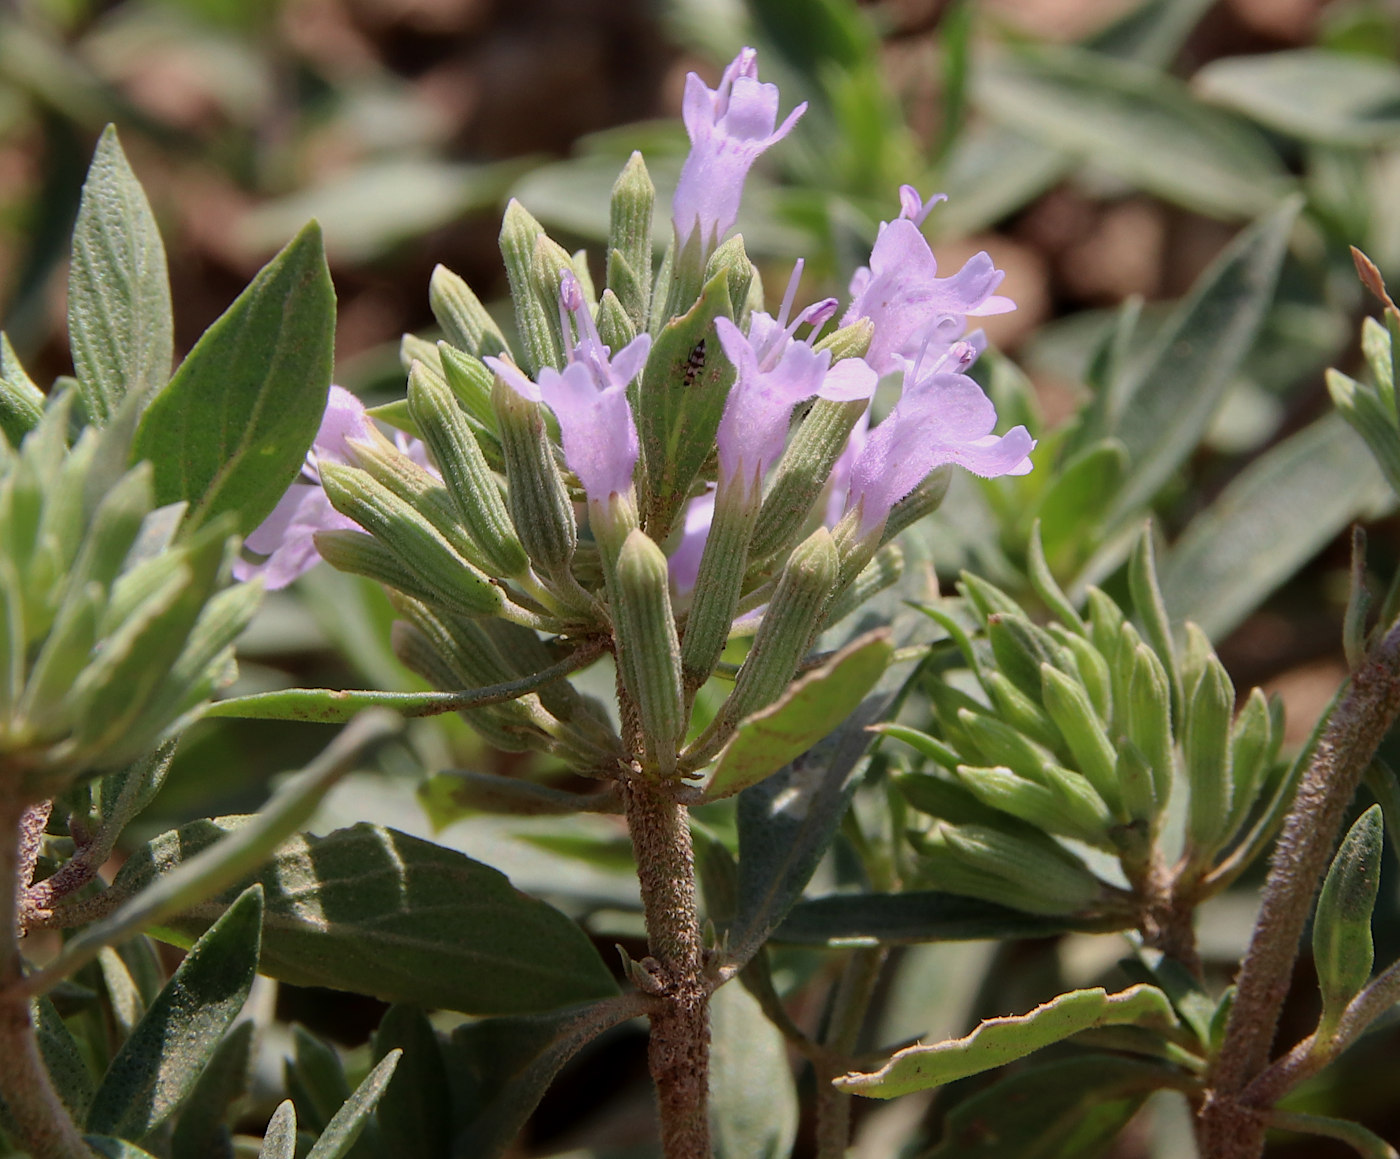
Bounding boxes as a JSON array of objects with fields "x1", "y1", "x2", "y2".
[{"x1": 776, "y1": 259, "x2": 805, "y2": 331}]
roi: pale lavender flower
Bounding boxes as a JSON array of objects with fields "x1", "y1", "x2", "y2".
[
  {"x1": 672, "y1": 47, "x2": 806, "y2": 253},
  {"x1": 234, "y1": 385, "x2": 371, "y2": 589},
  {"x1": 668, "y1": 489, "x2": 715, "y2": 594},
  {"x1": 486, "y1": 272, "x2": 650, "y2": 505},
  {"x1": 823, "y1": 406, "x2": 870, "y2": 527},
  {"x1": 846, "y1": 342, "x2": 1034, "y2": 536},
  {"x1": 714, "y1": 261, "x2": 878, "y2": 494},
  {"x1": 843, "y1": 188, "x2": 1015, "y2": 375}
]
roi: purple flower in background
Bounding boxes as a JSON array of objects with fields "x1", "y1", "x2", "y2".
[
  {"x1": 672, "y1": 47, "x2": 806, "y2": 253},
  {"x1": 846, "y1": 342, "x2": 1034, "y2": 537},
  {"x1": 668, "y1": 489, "x2": 716, "y2": 593},
  {"x1": 714, "y1": 261, "x2": 878, "y2": 494},
  {"x1": 844, "y1": 187, "x2": 1015, "y2": 375},
  {"x1": 487, "y1": 272, "x2": 650, "y2": 505},
  {"x1": 233, "y1": 386, "x2": 371, "y2": 589}
]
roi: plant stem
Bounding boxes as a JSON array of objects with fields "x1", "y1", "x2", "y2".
[
  {"x1": 815, "y1": 946, "x2": 887, "y2": 1159},
  {"x1": 1200, "y1": 623, "x2": 1400, "y2": 1159},
  {"x1": 622, "y1": 772, "x2": 710, "y2": 1159},
  {"x1": 0, "y1": 794, "x2": 93, "y2": 1159}
]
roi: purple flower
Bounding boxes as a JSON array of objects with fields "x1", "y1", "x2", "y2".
[
  {"x1": 486, "y1": 272, "x2": 650, "y2": 505},
  {"x1": 843, "y1": 187, "x2": 1015, "y2": 375},
  {"x1": 672, "y1": 47, "x2": 806, "y2": 253},
  {"x1": 668, "y1": 489, "x2": 715, "y2": 594},
  {"x1": 846, "y1": 343, "x2": 1034, "y2": 537},
  {"x1": 234, "y1": 385, "x2": 372, "y2": 589},
  {"x1": 714, "y1": 261, "x2": 878, "y2": 494}
]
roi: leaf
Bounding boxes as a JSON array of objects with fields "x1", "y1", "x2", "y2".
[
  {"x1": 1159, "y1": 413, "x2": 1392, "y2": 638},
  {"x1": 1034, "y1": 440, "x2": 1127, "y2": 570},
  {"x1": 170, "y1": 1020, "x2": 255, "y2": 1159},
  {"x1": 730, "y1": 695, "x2": 888, "y2": 962},
  {"x1": 85, "y1": 885, "x2": 263, "y2": 1140},
  {"x1": 1104, "y1": 196, "x2": 1300, "y2": 531},
  {"x1": 709, "y1": 981, "x2": 798, "y2": 1159},
  {"x1": 0, "y1": 372, "x2": 45, "y2": 448},
  {"x1": 702, "y1": 631, "x2": 893, "y2": 801},
  {"x1": 836, "y1": 985, "x2": 1178, "y2": 1098},
  {"x1": 305, "y1": 1050, "x2": 401, "y2": 1159},
  {"x1": 131, "y1": 221, "x2": 334, "y2": 536},
  {"x1": 85, "y1": 1139, "x2": 160, "y2": 1158},
  {"x1": 371, "y1": 1006, "x2": 451, "y2": 1159},
  {"x1": 418, "y1": 770, "x2": 621, "y2": 826},
  {"x1": 924, "y1": 1054, "x2": 1181, "y2": 1158},
  {"x1": 937, "y1": 124, "x2": 1073, "y2": 238},
  {"x1": 30, "y1": 711, "x2": 399, "y2": 995},
  {"x1": 1087, "y1": 0, "x2": 1217, "y2": 67},
  {"x1": 114, "y1": 821, "x2": 619, "y2": 1014},
  {"x1": 973, "y1": 44, "x2": 1293, "y2": 219},
  {"x1": 775, "y1": 890, "x2": 1117, "y2": 946},
  {"x1": 1195, "y1": 50, "x2": 1400, "y2": 146},
  {"x1": 68, "y1": 126, "x2": 173, "y2": 426},
  {"x1": 442, "y1": 995, "x2": 645, "y2": 1159},
  {"x1": 258, "y1": 1101, "x2": 297, "y2": 1159},
  {"x1": 32, "y1": 996, "x2": 96, "y2": 1122}
]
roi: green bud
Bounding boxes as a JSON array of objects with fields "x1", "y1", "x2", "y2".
[
  {"x1": 940, "y1": 822, "x2": 1104, "y2": 915},
  {"x1": 704, "y1": 234, "x2": 754, "y2": 324},
  {"x1": 400, "y1": 332, "x2": 443, "y2": 377},
  {"x1": 570, "y1": 248, "x2": 596, "y2": 304},
  {"x1": 1086, "y1": 586, "x2": 1126, "y2": 672},
  {"x1": 0, "y1": 373, "x2": 44, "y2": 449},
  {"x1": 613, "y1": 529, "x2": 685, "y2": 772},
  {"x1": 607, "y1": 151, "x2": 654, "y2": 330},
  {"x1": 19, "y1": 583, "x2": 103, "y2": 737},
  {"x1": 499, "y1": 200, "x2": 563, "y2": 377},
  {"x1": 1028, "y1": 519, "x2": 1085, "y2": 634},
  {"x1": 1040, "y1": 663, "x2": 1124, "y2": 820},
  {"x1": 881, "y1": 466, "x2": 954, "y2": 547},
  {"x1": 0, "y1": 333, "x2": 38, "y2": 399},
  {"x1": 407, "y1": 363, "x2": 528, "y2": 578},
  {"x1": 1221, "y1": 687, "x2": 1273, "y2": 843},
  {"x1": 954, "y1": 763, "x2": 1111, "y2": 847},
  {"x1": 1114, "y1": 737, "x2": 1158, "y2": 825},
  {"x1": 987, "y1": 612, "x2": 1057, "y2": 703},
  {"x1": 491, "y1": 377, "x2": 578, "y2": 590},
  {"x1": 983, "y1": 670, "x2": 1063, "y2": 753},
  {"x1": 595, "y1": 288, "x2": 637, "y2": 361},
  {"x1": 680, "y1": 478, "x2": 759, "y2": 691},
  {"x1": 315, "y1": 530, "x2": 486, "y2": 625},
  {"x1": 429, "y1": 263, "x2": 508, "y2": 358},
  {"x1": 1314, "y1": 805, "x2": 1383, "y2": 1035},
  {"x1": 1126, "y1": 639, "x2": 1175, "y2": 810},
  {"x1": 958, "y1": 574, "x2": 1022, "y2": 623},
  {"x1": 823, "y1": 543, "x2": 904, "y2": 629},
  {"x1": 1176, "y1": 622, "x2": 1215, "y2": 707},
  {"x1": 1329, "y1": 367, "x2": 1400, "y2": 497},
  {"x1": 1184, "y1": 656, "x2": 1235, "y2": 860},
  {"x1": 438, "y1": 343, "x2": 502, "y2": 438},
  {"x1": 956, "y1": 707, "x2": 1056, "y2": 786},
  {"x1": 812, "y1": 317, "x2": 873, "y2": 363},
  {"x1": 0, "y1": 558, "x2": 23, "y2": 710},
  {"x1": 317, "y1": 461, "x2": 504, "y2": 618},
  {"x1": 533, "y1": 231, "x2": 578, "y2": 343},
  {"x1": 1048, "y1": 626, "x2": 1113, "y2": 722},
  {"x1": 1360, "y1": 315, "x2": 1396, "y2": 415},
  {"x1": 1128, "y1": 525, "x2": 1183, "y2": 717},
  {"x1": 750, "y1": 398, "x2": 867, "y2": 560},
  {"x1": 68, "y1": 464, "x2": 153, "y2": 593}
]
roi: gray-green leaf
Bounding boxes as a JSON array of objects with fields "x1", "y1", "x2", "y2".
[{"x1": 306, "y1": 1050, "x2": 402, "y2": 1159}]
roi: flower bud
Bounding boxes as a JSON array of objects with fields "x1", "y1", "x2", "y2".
[
  {"x1": 1221, "y1": 687, "x2": 1273, "y2": 843},
  {"x1": 1126, "y1": 638, "x2": 1174, "y2": 810},
  {"x1": 1128, "y1": 525, "x2": 1183, "y2": 716},
  {"x1": 1314, "y1": 805, "x2": 1383, "y2": 1035},
  {"x1": 1040, "y1": 663, "x2": 1124, "y2": 820},
  {"x1": 704, "y1": 234, "x2": 755, "y2": 326},
  {"x1": 345, "y1": 431, "x2": 481, "y2": 563},
  {"x1": 317, "y1": 461, "x2": 504, "y2": 618},
  {"x1": 500, "y1": 200, "x2": 563, "y2": 377},
  {"x1": 956, "y1": 707, "x2": 1056, "y2": 785},
  {"x1": 0, "y1": 371, "x2": 44, "y2": 448},
  {"x1": 953, "y1": 763, "x2": 1111, "y2": 847},
  {"x1": 438, "y1": 344, "x2": 503, "y2": 440},
  {"x1": 595, "y1": 288, "x2": 637, "y2": 360},
  {"x1": 1114, "y1": 737, "x2": 1158, "y2": 826},
  {"x1": 429, "y1": 263, "x2": 508, "y2": 359},
  {"x1": 613, "y1": 529, "x2": 685, "y2": 772},
  {"x1": 532, "y1": 232, "x2": 578, "y2": 361},
  {"x1": 1051, "y1": 628, "x2": 1113, "y2": 722},
  {"x1": 823, "y1": 543, "x2": 903, "y2": 629},
  {"x1": 1184, "y1": 655, "x2": 1235, "y2": 860},
  {"x1": 491, "y1": 377, "x2": 578, "y2": 589},
  {"x1": 983, "y1": 670, "x2": 1062, "y2": 752},
  {"x1": 940, "y1": 822, "x2": 1104, "y2": 915},
  {"x1": 987, "y1": 612, "x2": 1057, "y2": 704},
  {"x1": 680, "y1": 479, "x2": 760, "y2": 691},
  {"x1": 879, "y1": 465, "x2": 954, "y2": 547},
  {"x1": 812, "y1": 317, "x2": 874, "y2": 364},
  {"x1": 407, "y1": 363, "x2": 529, "y2": 578},
  {"x1": 607, "y1": 151, "x2": 655, "y2": 329}
]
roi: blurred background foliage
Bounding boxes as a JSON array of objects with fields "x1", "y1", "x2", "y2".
[{"x1": 7, "y1": 0, "x2": 1400, "y2": 1154}]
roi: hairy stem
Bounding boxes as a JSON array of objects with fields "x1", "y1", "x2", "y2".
[
  {"x1": 1200, "y1": 623, "x2": 1400, "y2": 1159},
  {"x1": 0, "y1": 794, "x2": 93, "y2": 1159},
  {"x1": 623, "y1": 773, "x2": 710, "y2": 1159},
  {"x1": 815, "y1": 947, "x2": 887, "y2": 1159}
]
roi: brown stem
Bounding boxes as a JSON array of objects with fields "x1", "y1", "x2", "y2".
[
  {"x1": 1133, "y1": 845, "x2": 1203, "y2": 978},
  {"x1": 815, "y1": 947, "x2": 887, "y2": 1159},
  {"x1": 622, "y1": 773, "x2": 710, "y2": 1159},
  {"x1": 0, "y1": 795, "x2": 93, "y2": 1159},
  {"x1": 1200, "y1": 623, "x2": 1400, "y2": 1159}
]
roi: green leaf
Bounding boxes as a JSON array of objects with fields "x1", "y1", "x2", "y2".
[
  {"x1": 1314, "y1": 805, "x2": 1384, "y2": 1031},
  {"x1": 33, "y1": 996, "x2": 95, "y2": 1122},
  {"x1": 442, "y1": 996, "x2": 644, "y2": 1159},
  {"x1": 731, "y1": 696, "x2": 887, "y2": 961},
  {"x1": 836, "y1": 984, "x2": 1178, "y2": 1097},
  {"x1": 115, "y1": 821, "x2": 619, "y2": 1014},
  {"x1": 170, "y1": 1020, "x2": 255, "y2": 1159},
  {"x1": 85, "y1": 1139, "x2": 160, "y2": 1159},
  {"x1": 371, "y1": 1007, "x2": 451, "y2": 1159},
  {"x1": 1034, "y1": 440, "x2": 1127, "y2": 570},
  {"x1": 775, "y1": 891, "x2": 1117, "y2": 946},
  {"x1": 1195, "y1": 50, "x2": 1400, "y2": 146},
  {"x1": 131, "y1": 221, "x2": 334, "y2": 536},
  {"x1": 258, "y1": 1101, "x2": 297, "y2": 1159},
  {"x1": 1087, "y1": 0, "x2": 1216, "y2": 67},
  {"x1": 0, "y1": 373, "x2": 45, "y2": 448},
  {"x1": 305, "y1": 1050, "x2": 401, "y2": 1159},
  {"x1": 418, "y1": 770, "x2": 621, "y2": 825},
  {"x1": 86, "y1": 884, "x2": 263, "y2": 1140},
  {"x1": 68, "y1": 126, "x2": 173, "y2": 426},
  {"x1": 702, "y1": 631, "x2": 892, "y2": 801},
  {"x1": 923, "y1": 1054, "x2": 1180, "y2": 1158},
  {"x1": 710, "y1": 980, "x2": 797, "y2": 1159},
  {"x1": 1104, "y1": 197, "x2": 1300, "y2": 531},
  {"x1": 974, "y1": 44, "x2": 1293, "y2": 219},
  {"x1": 1160, "y1": 413, "x2": 1392, "y2": 638}
]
